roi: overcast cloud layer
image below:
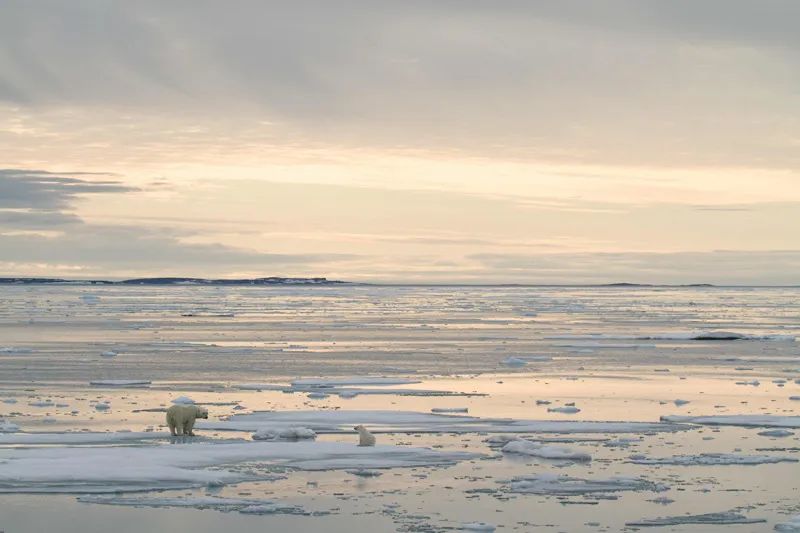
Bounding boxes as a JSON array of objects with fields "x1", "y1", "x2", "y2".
[{"x1": 0, "y1": 2, "x2": 798, "y2": 283}]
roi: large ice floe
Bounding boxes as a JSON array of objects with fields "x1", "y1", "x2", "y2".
[
  {"x1": 625, "y1": 511, "x2": 766, "y2": 527},
  {"x1": 546, "y1": 331, "x2": 795, "y2": 342},
  {"x1": 0, "y1": 431, "x2": 166, "y2": 445},
  {"x1": 775, "y1": 515, "x2": 800, "y2": 532},
  {"x1": 0, "y1": 440, "x2": 478, "y2": 493},
  {"x1": 200, "y1": 410, "x2": 686, "y2": 435},
  {"x1": 628, "y1": 453, "x2": 798, "y2": 466},
  {"x1": 501, "y1": 439, "x2": 591, "y2": 461},
  {"x1": 77, "y1": 495, "x2": 310, "y2": 515},
  {"x1": 502, "y1": 473, "x2": 667, "y2": 495},
  {"x1": 662, "y1": 415, "x2": 800, "y2": 428}
]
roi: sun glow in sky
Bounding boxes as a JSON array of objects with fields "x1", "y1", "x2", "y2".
[{"x1": 1, "y1": 1, "x2": 799, "y2": 283}]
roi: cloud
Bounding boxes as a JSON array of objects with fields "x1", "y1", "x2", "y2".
[
  {"x1": 1, "y1": 2, "x2": 799, "y2": 168},
  {"x1": 0, "y1": 168, "x2": 360, "y2": 277},
  {"x1": 0, "y1": 169, "x2": 134, "y2": 209}
]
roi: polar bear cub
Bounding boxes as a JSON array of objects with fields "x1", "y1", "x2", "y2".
[
  {"x1": 354, "y1": 424, "x2": 376, "y2": 446},
  {"x1": 166, "y1": 404, "x2": 208, "y2": 436}
]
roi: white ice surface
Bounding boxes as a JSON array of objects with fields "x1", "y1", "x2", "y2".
[
  {"x1": 501, "y1": 439, "x2": 591, "y2": 461},
  {"x1": 775, "y1": 515, "x2": 800, "y2": 532},
  {"x1": 291, "y1": 377, "x2": 420, "y2": 387},
  {"x1": 0, "y1": 431, "x2": 166, "y2": 445},
  {"x1": 0, "y1": 420, "x2": 20, "y2": 433},
  {"x1": 662, "y1": 415, "x2": 800, "y2": 428},
  {"x1": 628, "y1": 453, "x2": 798, "y2": 466},
  {"x1": 626, "y1": 511, "x2": 766, "y2": 527},
  {"x1": 200, "y1": 410, "x2": 686, "y2": 435},
  {"x1": 77, "y1": 495, "x2": 307, "y2": 515},
  {"x1": 252, "y1": 427, "x2": 316, "y2": 440},
  {"x1": 504, "y1": 473, "x2": 666, "y2": 495},
  {"x1": 0, "y1": 440, "x2": 478, "y2": 493},
  {"x1": 89, "y1": 380, "x2": 151, "y2": 387}
]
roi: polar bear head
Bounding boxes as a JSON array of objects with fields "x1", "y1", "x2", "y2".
[{"x1": 195, "y1": 406, "x2": 209, "y2": 419}]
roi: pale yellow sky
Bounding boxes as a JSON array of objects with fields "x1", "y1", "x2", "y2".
[{"x1": 1, "y1": 2, "x2": 799, "y2": 283}]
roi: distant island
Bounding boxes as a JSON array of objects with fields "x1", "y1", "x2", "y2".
[{"x1": 0, "y1": 277, "x2": 348, "y2": 286}]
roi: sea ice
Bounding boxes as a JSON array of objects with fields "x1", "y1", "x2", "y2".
[
  {"x1": 501, "y1": 439, "x2": 591, "y2": 461},
  {"x1": 0, "y1": 440, "x2": 479, "y2": 493},
  {"x1": 252, "y1": 427, "x2": 316, "y2": 441},
  {"x1": 171, "y1": 396, "x2": 196, "y2": 404},
  {"x1": 758, "y1": 429, "x2": 794, "y2": 437},
  {"x1": 504, "y1": 473, "x2": 666, "y2": 495},
  {"x1": 291, "y1": 377, "x2": 420, "y2": 387},
  {"x1": 200, "y1": 410, "x2": 686, "y2": 435},
  {"x1": 662, "y1": 415, "x2": 800, "y2": 428},
  {"x1": 775, "y1": 515, "x2": 800, "y2": 532},
  {"x1": 628, "y1": 453, "x2": 797, "y2": 465},
  {"x1": 89, "y1": 380, "x2": 151, "y2": 387},
  {"x1": 547, "y1": 406, "x2": 581, "y2": 414},
  {"x1": 77, "y1": 495, "x2": 307, "y2": 515},
  {"x1": 625, "y1": 511, "x2": 766, "y2": 527},
  {"x1": 0, "y1": 419, "x2": 20, "y2": 433},
  {"x1": 461, "y1": 523, "x2": 496, "y2": 531}
]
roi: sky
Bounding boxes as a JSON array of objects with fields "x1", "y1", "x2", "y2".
[{"x1": 1, "y1": 1, "x2": 799, "y2": 284}]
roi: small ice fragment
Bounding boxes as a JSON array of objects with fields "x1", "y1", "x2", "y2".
[
  {"x1": 775, "y1": 514, "x2": 800, "y2": 532},
  {"x1": 501, "y1": 357, "x2": 527, "y2": 367},
  {"x1": 0, "y1": 419, "x2": 20, "y2": 433},
  {"x1": 673, "y1": 399, "x2": 690, "y2": 406},
  {"x1": 462, "y1": 523, "x2": 496, "y2": 532},
  {"x1": 431, "y1": 408, "x2": 468, "y2": 413},
  {"x1": 346, "y1": 469, "x2": 382, "y2": 477},
  {"x1": 758, "y1": 429, "x2": 794, "y2": 438},
  {"x1": 171, "y1": 396, "x2": 196, "y2": 404},
  {"x1": 548, "y1": 406, "x2": 580, "y2": 414},
  {"x1": 94, "y1": 402, "x2": 111, "y2": 411},
  {"x1": 625, "y1": 511, "x2": 765, "y2": 527},
  {"x1": 100, "y1": 351, "x2": 118, "y2": 357}
]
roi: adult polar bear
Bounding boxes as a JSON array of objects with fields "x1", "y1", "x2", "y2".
[{"x1": 166, "y1": 404, "x2": 208, "y2": 436}]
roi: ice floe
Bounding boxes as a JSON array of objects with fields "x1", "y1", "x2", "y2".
[
  {"x1": 547, "y1": 331, "x2": 795, "y2": 342},
  {"x1": 461, "y1": 523, "x2": 496, "y2": 532},
  {"x1": 0, "y1": 419, "x2": 20, "y2": 433},
  {"x1": 662, "y1": 415, "x2": 800, "y2": 428},
  {"x1": 77, "y1": 495, "x2": 308, "y2": 515},
  {"x1": 252, "y1": 427, "x2": 316, "y2": 441},
  {"x1": 504, "y1": 473, "x2": 666, "y2": 495},
  {"x1": 0, "y1": 440, "x2": 478, "y2": 493},
  {"x1": 628, "y1": 453, "x2": 798, "y2": 466},
  {"x1": 625, "y1": 511, "x2": 766, "y2": 527},
  {"x1": 758, "y1": 429, "x2": 794, "y2": 437},
  {"x1": 501, "y1": 439, "x2": 591, "y2": 461},
  {"x1": 775, "y1": 515, "x2": 800, "y2": 532},
  {"x1": 0, "y1": 431, "x2": 166, "y2": 445},
  {"x1": 89, "y1": 380, "x2": 151, "y2": 387},
  {"x1": 547, "y1": 406, "x2": 581, "y2": 414},
  {"x1": 291, "y1": 377, "x2": 420, "y2": 387},
  {"x1": 201, "y1": 410, "x2": 686, "y2": 435}
]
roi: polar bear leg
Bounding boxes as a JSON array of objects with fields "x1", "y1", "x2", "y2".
[
  {"x1": 166, "y1": 411, "x2": 178, "y2": 436},
  {"x1": 184, "y1": 417, "x2": 196, "y2": 436}
]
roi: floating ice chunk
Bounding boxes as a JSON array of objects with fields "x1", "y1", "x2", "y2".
[
  {"x1": 0, "y1": 346, "x2": 33, "y2": 354},
  {"x1": 28, "y1": 401, "x2": 55, "y2": 407},
  {"x1": 234, "y1": 383, "x2": 290, "y2": 391},
  {"x1": 338, "y1": 391, "x2": 359, "y2": 398},
  {"x1": 201, "y1": 410, "x2": 685, "y2": 435},
  {"x1": 758, "y1": 429, "x2": 794, "y2": 437},
  {"x1": 100, "y1": 351, "x2": 118, "y2": 357},
  {"x1": 79, "y1": 294, "x2": 100, "y2": 303},
  {"x1": 2, "y1": 399, "x2": 17, "y2": 404},
  {"x1": 775, "y1": 515, "x2": 800, "y2": 532},
  {"x1": 662, "y1": 415, "x2": 800, "y2": 428},
  {"x1": 94, "y1": 402, "x2": 111, "y2": 411},
  {"x1": 89, "y1": 380, "x2": 151, "y2": 387},
  {"x1": 0, "y1": 440, "x2": 478, "y2": 493},
  {"x1": 547, "y1": 406, "x2": 580, "y2": 414},
  {"x1": 547, "y1": 331, "x2": 795, "y2": 342},
  {"x1": 673, "y1": 399, "x2": 690, "y2": 406},
  {"x1": 462, "y1": 523, "x2": 496, "y2": 532},
  {"x1": 0, "y1": 431, "x2": 165, "y2": 445},
  {"x1": 790, "y1": 396, "x2": 800, "y2": 401},
  {"x1": 736, "y1": 380, "x2": 760, "y2": 386},
  {"x1": 171, "y1": 396, "x2": 196, "y2": 404},
  {"x1": 291, "y1": 377, "x2": 420, "y2": 387},
  {"x1": 625, "y1": 511, "x2": 766, "y2": 527},
  {"x1": 252, "y1": 427, "x2": 316, "y2": 441},
  {"x1": 346, "y1": 469, "x2": 382, "y2": 477},
  {"x1": 505, "y1": 473, "x2": 666, "y2": 495},
  {"x1": 78, "y1": 495, "x2": 305, "y2": 515},
  {"x1": 431, "y1": 408, "x2": 468, "y2": 413},
  {"x1": 307, "y1": 392, "x2": 329, "y2": 399},
  {"x1": 501, "y1": 439, "x2": 591, "y2": 461},
  {"x1": 0, "y1": 419, "x2": 20, "y2": 433},
  {"x1": 628, "y1": 453, "x2": 797, "y2": 466},
  {"x1": 501, "y1": 357, "x2": 527, "y2": 367}
]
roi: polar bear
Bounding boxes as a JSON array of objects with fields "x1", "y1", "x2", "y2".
[
  {"x1": 354, "y1": 424, "x2": 375, "y2": 446},
  {"x1": 166, "y1": 404, "x2": 208, "y2": 436}
]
